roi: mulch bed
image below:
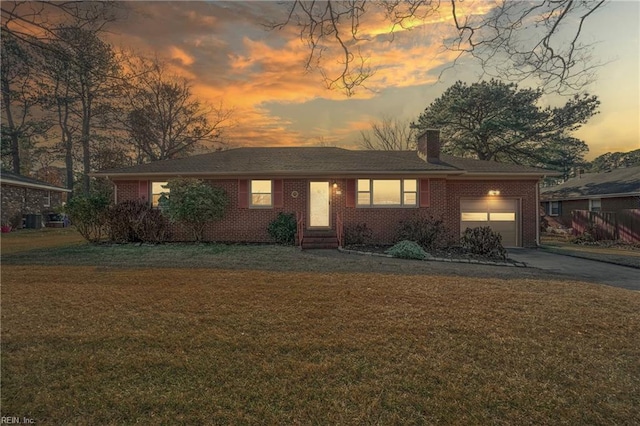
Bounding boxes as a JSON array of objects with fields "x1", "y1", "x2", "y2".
[{"x1": 344, "y1": 244, "x2": 515, "y2": 264}]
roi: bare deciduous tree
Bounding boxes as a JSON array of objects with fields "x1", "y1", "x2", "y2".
[
  {"x1": 360, "y1": 116, "x2": 416, "y2": 151},
  {"x1": 1, "y1": 1, "x2": 122, "y2": 48},
  {"x1": 122, "y1": 62, "x2": 233, "y2": 163},
  {"x1": 1, "y1": 34, "x2": 51, "y2": 173},
  {"x1": 272, "y1": 0, "x2": 606, "y2": 96},
  {"x1": 41, "y1": 26, "x2": 122, "y2": 195}
]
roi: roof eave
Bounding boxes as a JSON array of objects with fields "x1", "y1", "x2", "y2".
[
  {"x1": 540, "y1": 191, "x2": 640, "y2": 201},
  {"x1": 91, "y1": 169, "x2": 466, "y2": 179},
  {"x1": 0, "y1": 178, "x2": 71, "y2": 192}
]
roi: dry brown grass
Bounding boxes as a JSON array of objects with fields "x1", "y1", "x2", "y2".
[
  {"x1": 0, "y1": 228, "x2": 85, "y2": 255},
  {"x1": 2, "y1": 265, "x2": 639, "y2": 425}
]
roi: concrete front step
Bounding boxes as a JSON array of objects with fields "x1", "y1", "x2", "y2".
[
  {"x1": 300, "y1": 229, "x2": 339, "y2": 250},
  {"x1": 301, "y1": 235, "x2": 339, "y2": 250},
  {"x1": 302, "y1": 241, "x2": 339, "y2": 249}
]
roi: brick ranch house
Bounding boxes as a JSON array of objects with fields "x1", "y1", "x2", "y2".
[
  {"x1": 540, "y1": 165, "x2": 640, "y2": 227},
  {"x1": 1, "y1": 170, "x2": 71, "y2": 229},
  {"x1": 540, "y1": 166, "x2": 640, "y2": 242},
  {"x1": 93, "y1": 130, "x2": 556, "y2": 248}
]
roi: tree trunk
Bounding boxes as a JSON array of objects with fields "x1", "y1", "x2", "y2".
[
  {"x1": 65, "y1": 135, "x2": 74, "y2": 199},
  {"x1": 81, "y1": 94, "x2": 92, "y2": 195},
  {"x1": 2, "y1": 77, "x2": 21, "y2": 174}
]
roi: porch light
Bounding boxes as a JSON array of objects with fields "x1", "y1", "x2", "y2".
[
  {"x1": 488, "y1": 190, "x2": 501, "y2": 196},
  {"x1": 332, "y1": 182, "x2": 338, "y2": 189}
]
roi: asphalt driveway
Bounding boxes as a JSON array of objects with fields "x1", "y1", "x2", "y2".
[{"x1": 507, "y1": 249, "x2": 640, "y2": 291}]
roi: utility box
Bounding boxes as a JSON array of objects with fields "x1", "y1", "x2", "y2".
[{"x1": 25, "y1": 214, "x2": 42, "y2": 229}]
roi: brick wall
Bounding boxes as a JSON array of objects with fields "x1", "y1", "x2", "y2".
[
  {"x1": 1, "y1": 184, "x2": 64, "y2": 227},
  {"x1": 116, "y1": 179, "x2": 307, "y2": 242},
  {"x1": 445, "y1": 179, "x2": 539, "y2": 247},
  {"x1": 338, "y1": 178, "x2": 447, "y2": 243},
  {"x1": 114, "y1": 177, "x2": 539, "y2": 246}
]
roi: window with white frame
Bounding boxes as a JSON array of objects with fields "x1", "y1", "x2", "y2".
[
  {"x1": 589, "y1": 198, "x2": 601, "y2": 212},
  {"x1": 151, "y1": 182, "x2": 169, "y2": 208},
  {"x1": 548, "y1": 201, "x2": 560, "y2": 216},
  {"x1": 43, "y1": 190, "x2": 51, "y2": 207},
  {"x1": 357, "y1": 179, "x2": 417, "y2": 207},
  {"x1": 251, "y1": 180, "x2": 272, "y2": 207}
]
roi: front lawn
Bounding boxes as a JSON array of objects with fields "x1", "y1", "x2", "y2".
[
  {"x1": 0, "y1": 227, "x2": 85, "y2": 254},
  {"x1": 2, "y1": 265, "x2": 639, "y2": 424}
]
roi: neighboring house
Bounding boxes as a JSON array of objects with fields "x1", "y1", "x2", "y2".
[
  {"x1": 92, "y1": 130, "x2": 556, "y2": 248},
  {"x1": 1, "y1": 170, "x2": 71, "y2": 228},
  {"x1": 540, "y1": 166, "x2": 640, "y2": 227}
]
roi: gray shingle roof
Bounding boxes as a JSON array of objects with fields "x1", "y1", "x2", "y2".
[
  {"x1": 540, "y1": 166, "x2": 640, "y2": 200},
  {"x1": 93, "y1": 147, "x2": 553, "y2": 177},
  {"x1": 0, "y1": 170, "x2": 70, "y2": 192}
]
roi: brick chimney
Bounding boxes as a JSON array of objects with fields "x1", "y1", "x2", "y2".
[{"x1": 417, "y1": 129, "x2": 441, "y2": 162}]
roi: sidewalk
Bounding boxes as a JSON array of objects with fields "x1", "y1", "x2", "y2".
[{"x1": 539, "y1": 244, "x2": 640, "y2": 269}]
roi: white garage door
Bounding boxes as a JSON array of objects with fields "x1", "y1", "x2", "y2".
[{"x1": 460, "y1": 198, "x2": 519, "y2": 247}]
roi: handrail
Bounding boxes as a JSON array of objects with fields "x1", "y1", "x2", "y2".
[
  {"x1": 336, "y1": 212, "x2": 344, "y2": 248},
  {"x1": 296, "y1": 211, "x2": 305, "y2": 248}
]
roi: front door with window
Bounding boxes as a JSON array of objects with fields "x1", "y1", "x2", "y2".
[{"x1": 309, "y1": 181, "x2": 330, "y2": 228}]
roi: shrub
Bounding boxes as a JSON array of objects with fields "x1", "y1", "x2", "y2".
[
  {"x1": 571, "y1": 224, "x2": 599, "y2": 245},
  {"x1": 343, "y1": 223, "x2": 373, "y2": 246},
  {"x1": 268, "y1": 213, "x2": 297, "y2": 245},
  {"x1": 65, "y1": 193, "x2": 111, "y2": 242},
  {"x1": 135, "y1": 208, "x2": 170, "y2": 243},
  {"x1": 9, "y1": 213, "x2": 23, "y2": 229},
  {"x1": 460, "y1": 226, "x2": 507, "y2": 260},
  {"x1": 385, "y1": 240, "x2": 428, "y2": 260},
  {"x1": 165, "y1": 178, "x2": 229, "y2": 242},
  {"x1": 106, "y1": 200, "x2": 169, "y2": 243},
  {"x1": 396, "y1": 214, "x2": 452, "y2": 250}
]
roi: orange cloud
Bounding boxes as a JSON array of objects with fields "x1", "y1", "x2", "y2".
[{"x1": 169, "y1": 46, "x2": 195, "y2": 66}]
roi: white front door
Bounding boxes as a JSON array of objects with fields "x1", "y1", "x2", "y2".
[{"x1": 309, "y1": 181, "x2": 330, "y2": 228}]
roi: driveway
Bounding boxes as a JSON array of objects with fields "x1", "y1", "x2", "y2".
[{"x1": 507, "y1": 249, "x2": 640, "y2": 291}]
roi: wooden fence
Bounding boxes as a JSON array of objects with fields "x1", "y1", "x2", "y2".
[{"x1": 572, "y1": 209, "x2": 640, "y2": 243}]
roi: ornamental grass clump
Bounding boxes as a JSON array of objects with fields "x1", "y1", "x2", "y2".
[{"x1": 385, "y1": 240, "x2": 428, "y2": 260}]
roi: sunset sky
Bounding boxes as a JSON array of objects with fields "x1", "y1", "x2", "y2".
[{"x1": 107, "y1": 1, "x2": 639, "y2": 159}]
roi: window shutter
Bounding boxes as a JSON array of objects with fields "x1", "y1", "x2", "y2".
[
  {"x1": 419, "y1": 179, "x2": 430, "y2": 207},
  {"x1": 138, "y1": 180, "x2": 149, "y2": 202},
  {"x1": 273, "y1": 179, "x2": 283, "y2": 208},
  {"x1": 238, "y1": 179, "x2": 248, "y2": 208},
  {"x1": 345, "y1": 179, "x2": 356, "y2": 207}
]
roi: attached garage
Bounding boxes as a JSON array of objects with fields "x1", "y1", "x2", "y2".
[{"x1": 460, "y1": 198, "x2": 520, "y2": 247}]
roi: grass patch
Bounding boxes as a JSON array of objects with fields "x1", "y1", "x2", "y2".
[
  {"x1": 0, "y1": 228, "x2": 85, "y2": 254},
  {"x1": 2, "y1": 266, "x2": 639, "y2": 424}
]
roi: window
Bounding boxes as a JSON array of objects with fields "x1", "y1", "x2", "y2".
[
  {"x1": 490, "y1": 212, "x2": 516, "y2": 221},
  {"x1": 548, "y1": 201, "x2": 560, "y2": 216},
  {"x1": 589, "y1": 199, "x2": 601, "y2": 212},
  {"x1": 152, "y1": 182, "x2": 169, "y2": 207},
  {"x1": 357, "y1": 179, "x2": 417, "y2": 207},
  {"x1": 461, "y1": 212, "x2": 488, "y2": 221},
  {"x1": 43, "y1": 191, "x2": 51, "y2": 207},
  {"x1": 251, "y1": 180, "x2": 272, "y2": 207}
]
